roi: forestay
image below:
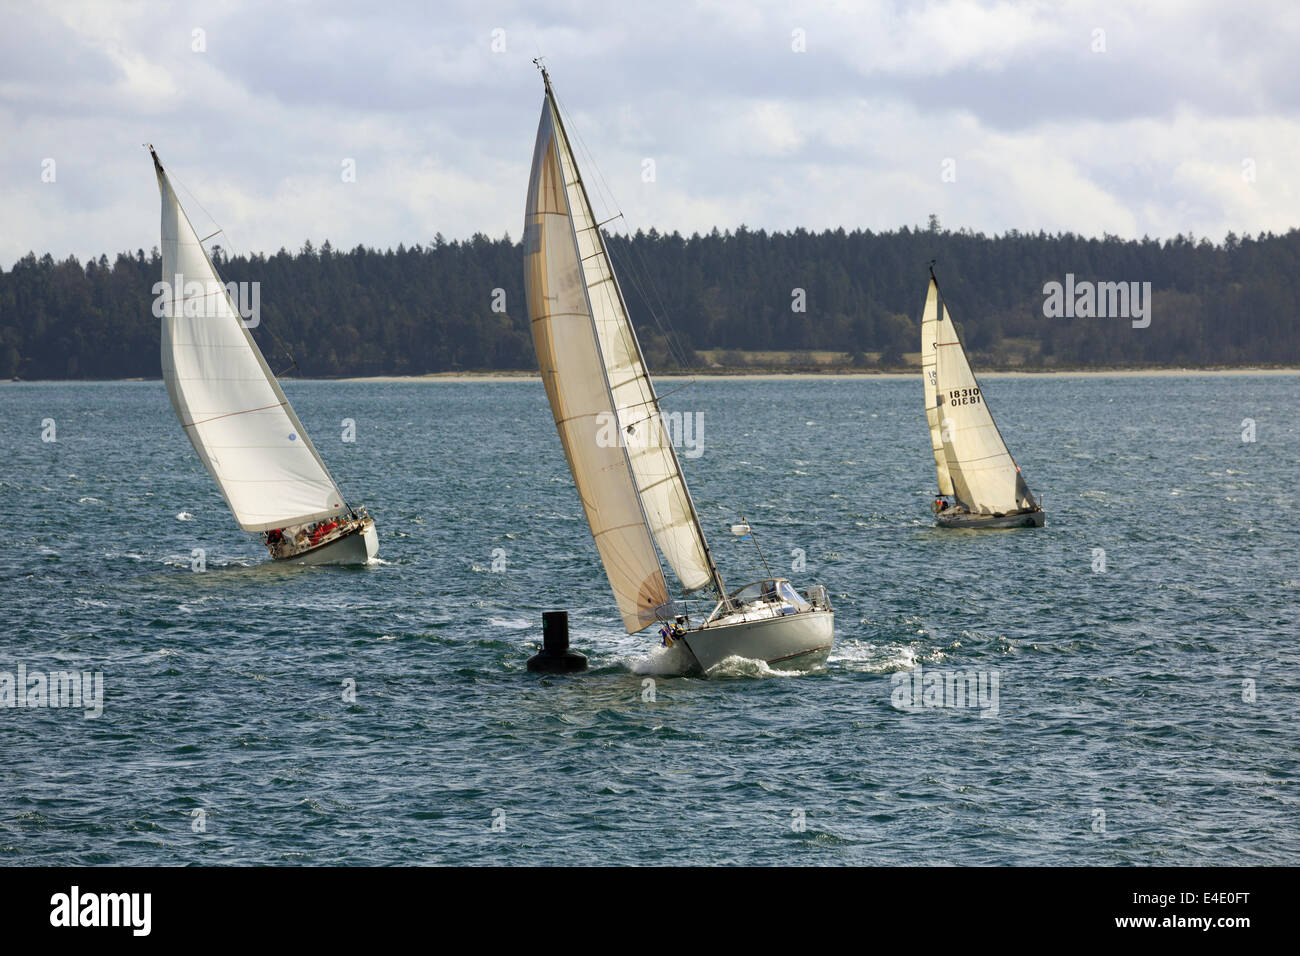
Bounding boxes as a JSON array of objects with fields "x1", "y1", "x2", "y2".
[{"x1": 154, "y1": 151, "x2": 347, "y2": 532}]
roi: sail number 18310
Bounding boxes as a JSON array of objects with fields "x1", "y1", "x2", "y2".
[{"x1": 948, "y1": 388, "x2": 982, "y2": 406}]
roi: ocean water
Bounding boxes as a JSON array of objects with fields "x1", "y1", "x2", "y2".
[{"x1": 0, "y1": 374, "x2": 1296, "y2": 865}]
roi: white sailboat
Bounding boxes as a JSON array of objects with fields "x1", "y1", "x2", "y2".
[
  {"x1": 921, "y1": 264, "x2": 1044, "y2": 528},
  {"x1": 522, "y1": 65, "x2": 834, "y2": 673},
  {"x1": 150, "y1": 147, "x2": 378, "y2": 564}
]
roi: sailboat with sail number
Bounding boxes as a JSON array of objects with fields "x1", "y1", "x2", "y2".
[
  {"x1": 522, "y1": 63, "x2": 834, "y2": 673},
  {"x1": 922, "y1": 264, "x2": 1044, "y2": 528},
  {"x1": 149, "y1": 147, "x2": 378, "y2": 564}
]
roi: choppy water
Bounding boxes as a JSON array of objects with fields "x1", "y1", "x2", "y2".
[{"x1": 1, "y1": 375, "x2": 1296, "y2": 865}]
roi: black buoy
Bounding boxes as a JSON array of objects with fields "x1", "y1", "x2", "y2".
[{"x1": 527, "y1": 611, "x2": 587, "y2": 673}]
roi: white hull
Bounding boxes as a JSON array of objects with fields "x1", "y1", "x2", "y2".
[
  {"x1": 276, "y1": 519, "x2": 378, "y2": 566},
  {"x1": 681, "y1": 609, "x2": 834, "y2": 674}
]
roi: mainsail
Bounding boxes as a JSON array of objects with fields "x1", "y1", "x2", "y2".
[
  {"x1": 153, "y1": 149, "x2": 348, "y2": 532},
  {"x1": 523, "y1": 69, "x2": 724, "y2": 632},
  {"x1": 928, "y1": 272, "x2": 1036, "y2": 514}
]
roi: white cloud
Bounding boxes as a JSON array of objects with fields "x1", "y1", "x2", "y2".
[{"x1": 2, "y1": 0, "x2": 1298, "y2": 268}]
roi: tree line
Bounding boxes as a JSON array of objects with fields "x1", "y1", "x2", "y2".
[{"x1": 1, "y1": 220, "x2": 1297, "y2": 379}]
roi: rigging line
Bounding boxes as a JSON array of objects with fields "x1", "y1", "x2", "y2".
[
  {"x1": 595, "y1": 226, "x2": 688, "y2": 371},
  {"x1": 550, "y1": 93, "x2": 691, "y2": 385},
  {"x1": 741, "y1": 514, "x2": 773, "y2": 580},
  {"x1": 550, "y1": 88, "x2": 693, "y2": 374},
  {"x1": 170, "y1": 173, "x2": 287, "y2": 375},
  {"x1": 613, "y1": 380, "x2": 700, "y2": 432},
  {"x1": 554, "y1": 88, "x2": 620, "y2": 232},
  {"x1": 608, "y1": 232, "x2": 695, "y2": 371},
  {"x1": 557, "y1": 132, "x2": 725, "y2": 600},
  {"x1": 168, "y1": 170, "x2": 237, "y2": 257},
  {"x1": 606, "y1": 237, "x2": 692, "y2": 381},
  {"x1": 166, "y1": 168, "x2": 278, "y2": 367},
  {"x1": 550, "y1": 78, "x2": 725, "y2": 600}
]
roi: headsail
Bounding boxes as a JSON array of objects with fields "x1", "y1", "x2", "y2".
[
  {"x1": 930, "y1": 272, "x2": 1036, "y2": 514},
  {"x1": 523, "y1": 69, "x2": 723, "y2": 632},
  {"x1": 920, "y1": 278, "x2": 954, "y2": 497},
  {"x1": 153, "y1": 149, "x2": 348, "y2": 532}
]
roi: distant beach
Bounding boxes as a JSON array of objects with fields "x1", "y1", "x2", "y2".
[{"x1": 334, "y1": 367, "x2": 1300, "y2": 383}]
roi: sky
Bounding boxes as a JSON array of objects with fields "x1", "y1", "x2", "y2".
[{"x1": 2, "y1": 0, "x2": 1298, "y2": 268}]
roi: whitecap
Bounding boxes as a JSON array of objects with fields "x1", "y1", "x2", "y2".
[
  {"x1": 628, "y1": 642, "x2": 696, "y2": 676},
  {"x1": 489, "y1": 617, "x2": 533, "y2": 631},
  {"x1": 705, "y1": 654, "x2": 805, "y2": 679}
]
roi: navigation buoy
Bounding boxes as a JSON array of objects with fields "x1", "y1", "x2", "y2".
[{"x1": 527, "y1": 611, "x2": 587, "y2": 673}]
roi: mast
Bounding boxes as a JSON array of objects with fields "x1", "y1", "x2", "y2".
[
  {"x1": 538, "y1": 64, "x2": 729, "y2": 606},
  {"x1": 921, "y1": 261, "x2": 955, "y2": 498},
  {"x1": 930, "y1": 265, "x2": 1036, "y2": 512},
  {"x1": 523, "y1": 76, "x2": 673, "y2": 632}
]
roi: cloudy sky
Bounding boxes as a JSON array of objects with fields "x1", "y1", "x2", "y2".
[{"x1": 2, "y1": 0, "x2": 1298, "y2": 267}]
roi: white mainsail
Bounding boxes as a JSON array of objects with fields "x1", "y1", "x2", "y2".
[
  {"x1": 523, "y1": 71, "x2": 723, "y2": 632},
  {"x1": 920, "y1": 279, "x2": 954, "y2": 497},
  {"x1": 153, "y1": 150, "x2": 348, "y2": 532},
  {"x1": 930, "y1": 274, "x2": 1036, "y2": 514}
]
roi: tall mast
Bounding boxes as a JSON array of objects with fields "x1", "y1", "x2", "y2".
[{"x1": 538, "y1": 63, "x2": 729, "y2": 606}]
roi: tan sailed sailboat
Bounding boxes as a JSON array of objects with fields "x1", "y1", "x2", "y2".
[
  {"x1": 522, "y1": 64, "x2": 834, "y2": 672},
  {"x1": 150, "y1": 147, "x2": 378, "y2": 564},
  {"x1": 921, "y1": 264, "x2": 1044, "y2": 528}
]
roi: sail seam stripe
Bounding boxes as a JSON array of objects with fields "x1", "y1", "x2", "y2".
[
  {"x1": 182, "y1": 401, "x2": 288, "y2": 429},
  {"x1": 592, "y1": 521, "x2": 656, "y2": 538},
  {"x1": 531, "y1": 311, "x2": 588, "y2": 324},
  {"x1": 947, "y1": 452, "x2": 1014, "y2": 465},
  {"x1": 553, "y1": 410, "x2": 611, "y2": 428},
  {"x1": 637, "y1": 474, "x2": 677, "y2": 495}
]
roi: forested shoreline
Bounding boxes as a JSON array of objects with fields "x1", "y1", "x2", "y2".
[{"x1": 2, "y1": 222, "x2": 1297, "y2": 379}]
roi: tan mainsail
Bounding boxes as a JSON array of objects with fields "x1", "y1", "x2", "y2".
[
  {"x1": 523, "y1": 70, "x2": 723, "y2": 632},
  {"x1": 920, "y1": 279, "x2": 954, "y2": 497},
  {"x1": 930, "y1": 275, "x2": 1036, "y2": 514}
]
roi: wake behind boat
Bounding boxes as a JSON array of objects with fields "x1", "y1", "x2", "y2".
[
  {"x1": 150, "y1": 147, "x2": 378, "y2": 564},
  {"x1": 522, "y1": 64, "x2": 833, "y2": 674},
  {"x1": 921, "y1": 264, "x2": 1044, "y2": 529}
]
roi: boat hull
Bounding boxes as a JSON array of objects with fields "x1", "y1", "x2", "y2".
[
  {"x1": 937, "y1": 509, "x2": 1045, "y2": 529},
  {"x1": 681, "y1": 609, "x2": 834, "y2": 674},
  {"x1": 276, "y1": 518, "x2": 378, "y2": 565}
]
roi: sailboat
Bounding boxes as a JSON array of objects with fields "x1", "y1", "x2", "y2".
[
  {"x1": 522, "y1": 64, "x2": 834, "y2": 673},
  {"x1": 921, "y1": 264, "x2": 1044, "y2": 528},
  {"x1": 149, "y1": 147, "x2": 378, "y2": 564}
]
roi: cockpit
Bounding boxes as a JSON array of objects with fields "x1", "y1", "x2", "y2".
[
  {"x1": 727, "y1": 578, "x2": 809, "y2": 607},
  {"x1": 700, "y1": 578, "x2": 811, "y2": 625}
]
